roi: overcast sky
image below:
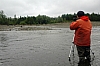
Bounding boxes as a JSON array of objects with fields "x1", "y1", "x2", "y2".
[{"x1": 0, "y1": 0, "x2": 100, "y2": 17}]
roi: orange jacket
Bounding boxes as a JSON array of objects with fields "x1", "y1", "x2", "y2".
[{"x1": 70, "y1": 16, "x2": 92, "y2": 46}]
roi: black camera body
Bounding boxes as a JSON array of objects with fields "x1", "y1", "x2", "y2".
[{"x1": 73, "y1": 15, "x2": 78, "y2": 21}]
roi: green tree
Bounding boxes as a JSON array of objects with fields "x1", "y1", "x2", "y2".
[
  {"x1": 0, "y1": 10, "x2": 8, "y2": 25},
  {"x1": 20, "y1": 21, "x2": 27, "y2": 25},
  {"x1": 36, "y1": 15, "x2": 50, "y2": 24},
  {"x1": 25, "y1": 16, "x2": 36, "y2": 25}
]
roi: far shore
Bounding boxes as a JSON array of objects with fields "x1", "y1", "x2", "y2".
[{"x1": 0, "y1": 22, "x2": 100, "y2": 31}]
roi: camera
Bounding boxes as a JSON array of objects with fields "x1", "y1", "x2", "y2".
[{"x1": 73, "y1": 15, "x2": 78, "y2": 21}]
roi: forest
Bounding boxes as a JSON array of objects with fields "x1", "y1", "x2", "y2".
[{"x1": 0, "y1": 10, "x2": 100, "y2": 25}]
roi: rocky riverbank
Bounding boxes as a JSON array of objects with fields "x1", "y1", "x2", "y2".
[{"x1": 0, "y1": 22, "x2": 100, "y2": 31}]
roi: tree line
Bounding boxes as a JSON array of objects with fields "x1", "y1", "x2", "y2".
[{"x1": 0, "y1": 10, "x2": 100, "y2": 25}]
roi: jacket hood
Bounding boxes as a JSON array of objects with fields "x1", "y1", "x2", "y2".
[{"x1": 80, "y1": 16, "x2": 89, "y2": 21}]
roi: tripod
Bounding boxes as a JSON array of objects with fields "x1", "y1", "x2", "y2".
[{"x1": 68, "y1": 43, "x2": 95, "y2": 66}]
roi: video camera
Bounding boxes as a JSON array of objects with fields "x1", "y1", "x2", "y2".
[{"x1": 73, "y1": 15, "x2": 78, "y2": 21}]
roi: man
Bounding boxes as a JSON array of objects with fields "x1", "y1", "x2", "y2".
[{"x1": 70, "y1": 11, "x2": 92, "y2": 64}]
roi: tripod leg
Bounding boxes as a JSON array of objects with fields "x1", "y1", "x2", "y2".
[{"x1": 68, "y1": 44, "x2": 75, "y2": 62}]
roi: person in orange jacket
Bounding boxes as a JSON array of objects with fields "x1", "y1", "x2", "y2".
[{"x1": 70, "y1": 11, "x2": 92, "y2": 64}]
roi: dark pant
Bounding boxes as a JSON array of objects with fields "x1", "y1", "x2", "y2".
[{"x1": 76, "y1": 46, "x2": 91, "y2": 63}]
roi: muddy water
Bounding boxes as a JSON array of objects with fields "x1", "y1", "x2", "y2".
[{"x1": 0, "y1": 27, "x2": 100, "y2": 66}]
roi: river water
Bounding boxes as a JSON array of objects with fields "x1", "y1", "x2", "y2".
[{"x1": 0, "y1": 27, "x2": 100, "y2": 66}]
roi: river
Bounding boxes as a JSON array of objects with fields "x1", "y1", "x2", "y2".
[{"x1": 0, "y1": 27, "x2": 100, "y2": 66}]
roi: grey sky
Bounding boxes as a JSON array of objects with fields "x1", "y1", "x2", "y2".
[{"x1": 0, "y1": 0, "x2": 100, "y2": 17}]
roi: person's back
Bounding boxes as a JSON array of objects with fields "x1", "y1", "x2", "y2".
[
  {"x1": 70, "y1": 11, "x2": 92, "y2": 64},
  {"x1": 70, "y1": 16, "x2": 92, "y2": 46}
]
